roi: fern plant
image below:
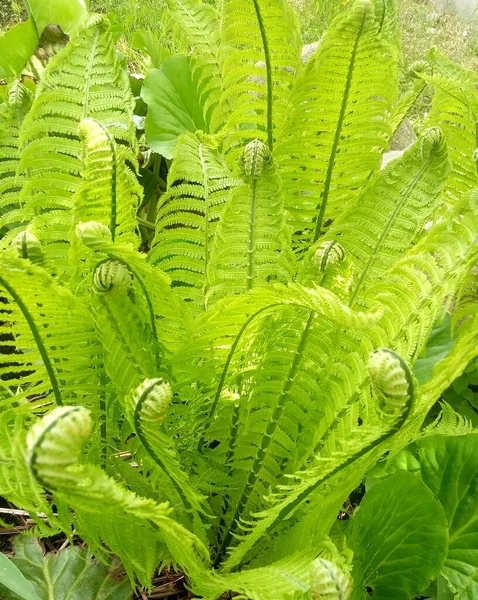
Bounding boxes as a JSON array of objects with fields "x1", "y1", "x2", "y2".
[{"x1": 0, "y1": 0, "x2": 477, "y2": 599}]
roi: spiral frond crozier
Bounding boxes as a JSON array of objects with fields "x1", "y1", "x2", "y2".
[
  {"x1": 313, "y1": 241, "x2": 346, "y2": 272},
  {"x1": 367, "y1": 348, "x2": 415, "y2": 415},
  {"x1": 92, "y1": 259, "x2": 133, "y2": 296},
  {"x1": 12, "y1": 231, "x2": 45, "y2": 264},
  {"x1": 243, "y1": 139, "x2": 271, "y2": 179},
  {"x1": 129, "y1": 378, "x2": 173, "y2": 424},
  {"x1": 27, "y1": 406, "x2": 92, "y2": 488},
  {"x1": 309, "y1": 558, "x2": 352, "y2": 600},
  {"x1": 76, "y1": 221, "x2": 112, "y2": 248}
]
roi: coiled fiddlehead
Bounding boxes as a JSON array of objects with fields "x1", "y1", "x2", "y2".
[
  {"x1": 76, "y1": 221, "x2": 112, "y2": 249},
  {"x1": 313, "y1": 241, "x2": 346, "y2": 272},
  {"x1": 243, "y1": 139, "x2": 271, "y2": 179},
  {"x1": 27, "y1": 406, "x2": 92, "y2": 490},
  {"x1": 128, "y1": 378, "x2": 172, "y2": 424},
  {"x1": 92, "y1": 259, "x2": 133, "y2": 296},
  {"x1": 309, "y1": 558, "x2": 352, "y2": 600},
  {"x1": 12, "y1": 231, "x2": 45, "y2": 264},
  {"x1": 367, "y1": 348, "x2": 415, "y2": 415}
]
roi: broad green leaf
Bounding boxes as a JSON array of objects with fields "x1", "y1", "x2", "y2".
[
  {"x1": 142, "y1": 54, "x2": 207, "y2": 159},
  {"x1": 25, "y1": 0, "x2": 89, "y2": 35},
  {"x1": 414, "y1": 313, "x2": 456, "y2": 385},
  {"x1": 132, "y1": 30, "x2": 172, "y2": 67},
  {"x1": 392, "y1": 435, "x2": 478, "y2": 600},
  {"x1": 4, "y1": 537, "x2": 132, "y2": 600},
  {"x1": 0, "y1": 19, "x2": 39, "y2": 79},
  {"x1": 349, "y1": 471, "x2": 448, "y2": 600},
  {"x1": 0, "y1": 552, "x2": 41, "y2": 600}
]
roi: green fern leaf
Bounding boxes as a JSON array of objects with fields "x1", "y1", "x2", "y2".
[
  {"x1": 323, "y1": 127, "x2": 449, "y2": 308},
  {"x1": 17, "y1": 15, "x2": 137, "y2": 271},
  {"x1": 219, "y1": 0, "x2": 301, "y2": 160},
  {"x1": 275, "y1": 0, "x2": 397, "y2": 250},
  {"x1": 206, "y1": 148, "x2": 294, "y2": 304},
  {"x1": 0, "y1": 81, "x2": 33, "y2": 243},
  {"x1": 74, "y1": 119, "x2": 141, "y2": 245},
  {"x1": 26, "y1": 406, "x2": 211, "y2": 587},
  {"x1": 422, "y1": 50, "x2": 478, "y2": 209},
  {"x1": 123, "y1": 378, "x2": 208, "y2": 534},
  {"x1": 0, "y1": 253, "x2": 105, "y2": 409},
  {"x1": 149, "y1": 132, "x2": 240, "y2": 312}
]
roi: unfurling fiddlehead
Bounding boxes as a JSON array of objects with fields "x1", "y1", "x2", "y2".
[
  {"x1": 313, "y1": 241, "x2": 346, "y2": 272},
  {"x1": 76, "y1": 221, "x2": 112, "y2": 248},
  {"x1": 92, "y1": 259, "x2": 133, "y2": 296},
  {"x1": 128, "y1": 378, "x2": 172, "y2": 423},
  {"x1": 27, "y1": 406, "x2": 92, "y2": 489},
  {"x1": 243, "y1": 139, "x2": 271, "y2": 179},
  {"x1": 367, "y1": 348, "x2": 415, "y2": 415},
  {"x1": 309, "y1": 558, "x2": 352, "y2": 600},
  {"x1": 12, "y1": 231, "x2": 45, "y2": 264}
]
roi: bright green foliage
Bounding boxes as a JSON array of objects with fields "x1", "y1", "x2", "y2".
[
  {"x1": 149, "y1": 132, "x2": 240, "y2": 311},
  {"x1": 0, "y1": 20, "x2": 38, "y2": 79},
  {"x1": 14, "y1": 15, "x2": 139, "y2": 272},
  {"x1": 349, "y1": 471, "x2": 448, "y2": 599},
  {"x1": 142, "y1": 55, "x2": 209, "y2": 159},
  {"x1": 2, "y1": 537, "x2": 131, "y2": 600},
  {"x1": 388, "y1": 435, "x2": 478, "y2": 600},
  {"x1": 0, "y1": 1, "x2": 477, "y2": 599},
  {"x1": 74, "y1": 119, "x2": 141, "y2": 245},
  {"x1": 0, "y1": 82, "x2": 33, "y2": 238},
  {"x1": 0, "y1": 548, "x2": 41, "y2": 600},
  {"x1": 276, "y1": 0, "x2": 397, "y2": 248}
]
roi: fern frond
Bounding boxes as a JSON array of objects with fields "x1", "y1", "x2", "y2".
[
  {"x1": 0, "y1": 81, "x2": 33, "y2": 243},
  {"x1": 149, "y1": 132, "x2": 240, "y2": 312},
  {"x1": 0, "y1": 411, "x2": 61, "y2": 536},
  {"x1": 17, "y1": 15, "x2": 137, "y2": 271},
  {"x1": 173, "y1": 282, "x2": 380, "y2": 453},
  {"x1": 198, "y1": 552, "x2": 352, "y2": 600},
  {"x1": 422, "y1": 51, "x2": 478, "y2": 209},
  {"x1": 389, "y1": 61, "x2": 429, "y2": 136},
  {"x1": 421, "y1": 402, "x2": 476, "y2": 439},
  {"x1": 79, "y1": 234, "x2": 191, "y2": 356},
  {"x1": 275, "y1": 0, "x2": 397, "y2": 250},
  {"x1": 123, "y1": 378, "x2": 208, "y2": 533},
  {"x1": 26, "y1": 406, "x2": 211, "y2": 587},
  {"x1": 221, "y1": 370, "x2": 414, "y2": 570},
  {"x1": 219, "y1": 0, "x2": 301, "y2": 159},
  {"x1": 206, "y1": 152, "x2": 294, "y2": 304},
  {"x1": 74, "y1": 119, "x2": 140, "y2": 245},
  {"x1": 0, "y1": 253, "x2": 104, "y2": 409},
  {"x1": 322, "y1": 127, "x2": 449, "y2": 308}
]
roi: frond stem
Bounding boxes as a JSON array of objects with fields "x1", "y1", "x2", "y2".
[
  {"x1": 312, "y1": 9, "x2": 366, "y2": 243},
  {"x1": 252, "y1": 0, "x2": 273, "y2": 151}
]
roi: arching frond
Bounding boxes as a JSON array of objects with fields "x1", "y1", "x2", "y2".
[
  {"x1": 17, "y1": 15, "x2": 137, "y2": 271},
  {"x1": 0, "y1": 253, "x2": 104, "y2": 409},
  {"x1": 323, "y1": 127, "x2": 449, "y2": 308},
  {"x1": 275, "y1": 0, "x2": 397, "y2": 251},
  {"x1": 422, "y1": 51, "x2": 478, "y2": 209},
  {"x1": 149, "y1": 132, "x2": 240, "y2": 312},
  {"x1": 26, "y1": 406, "x2": 211, "y2": 587}
]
